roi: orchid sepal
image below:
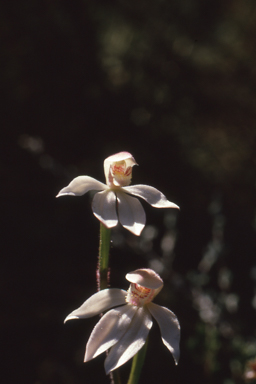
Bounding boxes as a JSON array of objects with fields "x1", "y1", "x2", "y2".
[
  {"x1": 147, "y1": 302, "x2": 180, "y2": 365},
  {"x1": 64, "y1": 289, "x2": 127, "y2": 323},
  {"x1": 123, "y1": 184, "x2": 180, "y2": 209},
  {"x1": 56, "y1": 176, "x2": 107, "y2": 197}
]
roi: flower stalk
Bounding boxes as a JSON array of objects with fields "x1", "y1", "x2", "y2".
[
  {"x1": 98, "y1": 223, "x2": 120, "y2": 383},
  {"x1": 98, "y1": 223, "x2": 111, "y2": 291},
  {"x1": 127, "y1": 338, "x2": 148, "y2": 384}
]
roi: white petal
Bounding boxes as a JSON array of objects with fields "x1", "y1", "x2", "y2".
[
  {"x1": 123, "y1": 185, "x2": 179, "y2": 209},
  {"x1": 104, "y1": 152, "x2": 137, "y2": 183},
  {"x1": 64, "y1": 289, "x2": 127, "y2": 322},
  {"x1": 125, "y1": 269, "x2": 163, "y2": 290},
  {"x1": 147, "y1": 302, "x2": 180, "y2": 364},
  {"x1": 104, "y1": 306, "x2": 153, "y2": 373},
  {"x1": 116, "y1": 191, "x2": 146, "y2": 236},
  {"x1": 92, "y1": 190, "x2": 118, "y2": 228},
  {"x1": 85, "y1": 304, "x2": 137, "y2": 361},
  {"x1": 56, "y1": 176, "x2": 107, "y2": 197}
]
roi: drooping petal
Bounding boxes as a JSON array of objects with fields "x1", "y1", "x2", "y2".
[
  {"x1": 116, "y1": 190, "x2": 146, "y2": 236},
  {"x1": 104, "y1": 306, "x2": 153, "y2": 374},
  {"x1": 56, "y1": 176, "x2": 107, "y2": 197},
  {"x1": 123, "y1": 185, "x2": 179, "y2": 209},
  {"x1": 84, "y1": 304, "x2": 137, "y2": 362},
  {"x1": 147, "y1": 302, "x2": 180, "y2": 364},
  {"x1": 126, "y1": 269, "x2": 163, "y2": 290},
  {"x1": 92, "y1": 190, "x2": 118, "y2": 228},
  {"x1": 64, "y1": 289, "x2": 127, "y2": 322}
]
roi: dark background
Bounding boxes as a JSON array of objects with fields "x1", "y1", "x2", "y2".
[{"x1": 2, "y1": 1, "x2": 256, "y2": 383}]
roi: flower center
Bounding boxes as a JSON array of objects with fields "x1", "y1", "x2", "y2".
[
  {"x1": 110, "y1": 160, "x2": 132, "y2": 187},
  {"x1": 126, "y1": 283, "x2": 155, "y2": 307}
]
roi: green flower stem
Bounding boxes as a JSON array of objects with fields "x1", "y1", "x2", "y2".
[
  {"x1": 127, "y1": 338, "x2": 148, "y2": 384},
  {"x1": 98, "y1": 224, "x2": 121, "y2": 384},
  {"x1": 98, "y1": 223, "x2": 111, "y2": 291}
]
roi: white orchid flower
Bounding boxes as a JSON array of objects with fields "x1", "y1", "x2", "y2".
[
  {"x1": 64, "y1": 268, "x2": 180, "y2": 374},
  {"x1": 56, "y1": 152, "x2": 179, "y2": 236}
]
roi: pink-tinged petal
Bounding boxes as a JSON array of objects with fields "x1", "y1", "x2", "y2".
[
  {"x1": 116, "y1": 191, "x2": 146, "y2": 236},
  {"x1": 123, "y1": 185, "x2": 179, "y2": 209},
  {"x1": 126, "y1": 269, "x2": 163, "y2": 290},
  {"x1": 104, "y1": 306, "x2": 153, "y2": 374},
  {"x1": 147, "y1": 302, "x2": 180, "y2": 364},
  {"x1": 64, "y1": 289, "x2": 127, "y2": 322},
  {"x1": 84, "y1": 304, "x2": 137, "y2": 362},
  {"x1": 56, "y1": 176, "x2": 107, "y2": 197},
  {"x1": 104, "y1": 151, "x2": 137, "y2": 178},
  {"x1": 92, "y1": 190, "x2": 118, "y2": 228},
  {"x1": 104, "y1": 152, "x2": 137, "y2": 186}
]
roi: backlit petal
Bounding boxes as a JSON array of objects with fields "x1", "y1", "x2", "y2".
[
  {"x1": 56, "y1": 176, "x2": 107, "y2": 197},
  {"x1": 84, "y1": 304, "x2": 137, "y2": 361},
  {"x1": 126, "y1": 269, "x2": 163, "y2": 290},
  {"x1": 105, "y1": 306, "x2": 153, "y2": 373},
  {"x1": 123, "y1": 185, "x2": 179, "y2": 209},
  {"x1": 64, "y1": 289, "x2": 127, "y2": 322},
  {"x1": 92, "y1": 190, "x2": 118, "y2": 228},
  {"x1": 147, "y1": 302, "x2": 180, "y2": 364},
  {"x1": 116, "y1": 191, "x2": 145, "y2": 236}
]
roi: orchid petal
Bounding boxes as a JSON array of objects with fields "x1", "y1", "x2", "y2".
[
  {"x1": 125, "y1": 269, "x2": 163, "y2": 290},
  {"x1": 84, "y1": 304, "x2": 137, "y2": 361},
  {"x1": 64, "y1": 289, "x2": 127, "y2": 322},
  {"x1": 116, "y1": 191, "x2": 146, "y2": 236},
  {"x1": 92, "y1": 190, "x2": 118, "y2": 228},
  {"x1": 56, "y1": 176, "x2": 107, "y2": 197},
  {"x1": 123, "y1": 185, "x2": 179, "y2": 209},
  {"x1": 104, "y1": 306, "x2": 153, "y2": 373},
  {"x1": 104, "y1": 152, "x2": 137, "y2": 184},
  {"x1": 147, "y1": 302, "x2": 180, "y2": 364}
]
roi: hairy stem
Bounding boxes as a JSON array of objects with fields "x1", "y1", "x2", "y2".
[{"x1": 97, "y1": 223, "x2": 111, "y2": 290}]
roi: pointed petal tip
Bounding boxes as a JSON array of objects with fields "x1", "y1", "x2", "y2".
[
  {"x1": 56, "y1": 192, "x2": 75, "y2": 198},
  {"x1": 84, "y1": 350, "x2": 92, "y2": 363},
  {"x1": 172, "y1": 350, "x2": 180, "y2": 365},
  {"x1": 64, "y1": 315, "x2": 78, "y2": 323},
  {"x1": 84, "y1": 356, "x2": 91, "y2": 363}
]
